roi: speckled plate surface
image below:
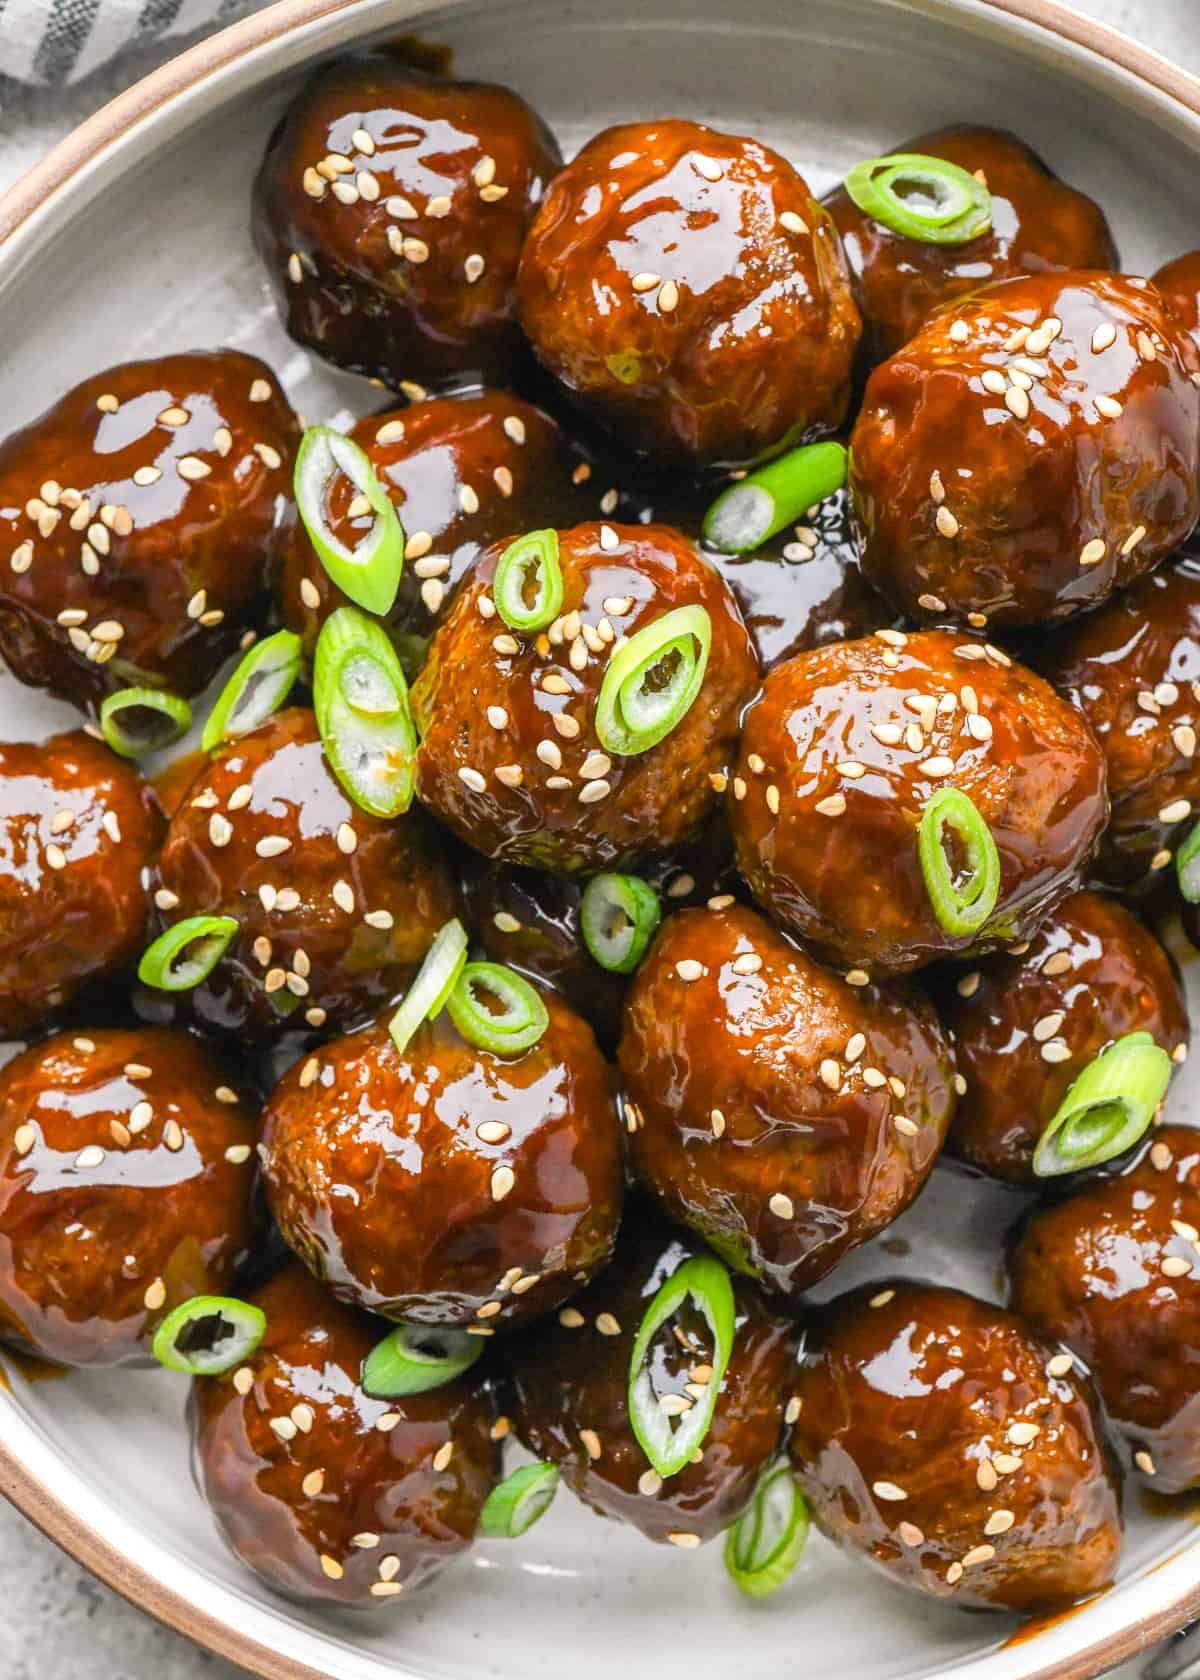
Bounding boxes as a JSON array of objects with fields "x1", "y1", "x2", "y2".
[{"x1": 1, "y1": 1, "x2": 1200, "y2": 1677}]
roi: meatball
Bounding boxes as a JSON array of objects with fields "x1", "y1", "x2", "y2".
[
  {"x1": 412, "y1": 523, "x2": 759, "y2": 873},
  {"x1": 1152, "y1": 249, "x2": 1200, "y2": 348},
  {"x1": 1042, "y1": 548, "x2": 1200, "y2": 888},
  {"x1": 1009, "y1": 1126, "x2": 1200, "y2": 1493},
  {"x1": 191, "y1": 1264, "x2": 497, "y2": 1606},
  {"x1": 517, "y1": 119, "x2": 860, "y2": 466},
  {"x1": 0, "y1": 351, "x2": 297, "y2": 710},
  {"x1": 850, "y1": 271, "x2": 1200, "y2": 628},
  {"x1": 945, "y1": 891, "x2": 1188, "y2": 1184},
  {"x1": 254, "y1": 56, "x2": 560, "y2": 390},
  {"x1": 154, "y1": 707, "x2": 459, "y2": 1043},
  {"x1": 824, "y1": 126, "x2": 1117, "y2": 364},
  {"x1": 0, "y1": 1027, "x2": 257, "y2": 1367},
  {"x1": 278, "y1": 391, "x2": 591, "y2": 660},
  {"x1": 261, "y1": 985, "x2": 622, "y2": 1328},
  {"x1": 0, "y1": 730, "x2": 161, "y2": 1035},
  {"x1": 789, "y1": 1282, "x2": 1122, "y2": 1612},
  {"x1": 618, "y1": 904, "x2": 957, "y2": 1299},
  {"x1": 504, "y1": 1211, "x2": 794, "y2": 1546},
  {"x1": 729, "y1": 630, "x2": 1108, "y2": 976}
]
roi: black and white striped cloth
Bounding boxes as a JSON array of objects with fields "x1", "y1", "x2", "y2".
[{"x1": 0, "y1": 0, "x2": 256, "y2": 86}]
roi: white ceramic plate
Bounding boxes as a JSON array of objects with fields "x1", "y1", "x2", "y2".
[{"x1": 2, "y1": 2, "x2": 1200, "y2": 1677}]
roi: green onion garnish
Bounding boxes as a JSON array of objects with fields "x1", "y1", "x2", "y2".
[
  {"x1": 628, "y1": 1254, "x2": 735, "y2": 1480},
  {"x1": 138, "y1": 915, "x2": 238, "y2": 991},
  {"x1": 580, "y1": 873, "x2": 661, "y2": 973},
  {"x1": 99, "y1": 687, "x2": 192, "y2": 759},
  {"x1": 844, "y1": 152, "x2": 992, "y2": 245},
  {"x1": 724, "y1": 1460, "x2": 810, "y2": 1598},
  {"x1": 478, "y1": 1462, "x2": 560, "y2": 1538},
  {"x1": 361, "y1": 1323, "x2": 483, "y2": 1398},
  {"x1": 1033, "y1": 1030, "x2": 1173, "y2": 1178},
  {"x1": 201, "y1": 629, "x2": 302, "y2": 753},
  {"x1": 446, "y1": 962, "x2": 549, "y2": 1056},
  {"x1": 151, "y1": 1295, "x2": 266, "y2": 1376},
  {"x1": 1176, "y1": 820, "x2": 1200, "y2": 902},
  {"x1": 388, "y1": 918, "x2": 469, "y2": 1055},
  {"x1": 595, "y1": 606, "x2": 711, "y2": 757},
  {"x1": 493, "y1": 529, "x2": 564, "y2": 633},
  {"x1": 313, "y1": 606, "x2": 416, "y2": 818},
  {"x1": 917, "y1": 786, "x2": 1000, "y2": 937},
  {"x1": 294, "y1": 424, "x2": 404, "y2": 616},
  {"x1": 702, "y1": 442, "x2": 847, "y2": 556}
]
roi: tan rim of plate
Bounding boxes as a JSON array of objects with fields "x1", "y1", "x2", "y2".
[{"x1": 0, "y1": 0, "x2": 1199, "y2": 1675}]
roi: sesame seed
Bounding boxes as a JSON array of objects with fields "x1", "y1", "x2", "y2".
[
  {"x1": 163, "y1": 1120, "x2": 184, "y2": 1151},
  {"x1": 1162, "y1": 1256, "x2": 1192, "y2": 1278},
  {"x1": 898, "y1": 1522, "x2": 924, "y2": 1547},
  {"x1": 256, "y1": 835, "x2": 291, "y2": 858},
  {"x1": 780, "y1": 210, "x2": 808, "y2": 234},
  {"x1": 667, "y1": 1532, "x2": 701, "y2": 1549},
  {"x1": 992, "y1": 1453, "x2": 1022, "y2": 1475},
  {"x1": 981, "y1": 371, "x2": 1007, "y2": 396},
  {"x1": 963, "y1": 1544, "x2": 996, "y2": 1568},
  {"x1": 657, "y1": 280, "x2": 680, "y2": 313},
  {"x1": 820, "y1": 1058, "x2": 841, "y2": 1090},
  {"x1": 1135, "y1": 1450, "x2": 1157, "y2": 1475},
  {"x1": 1047, "y1": 1353, "x2": 1074, "y2": 1378},
  {"x1": 976, "y1": 1460, "x2": 998, "y2": 1492},
  {"x1": 638, "y1": 1468, "x2": 663, "y2": 1496},
  {"x1": 559, "y1": 1307, "x2": 585, "y2": 1329},
  {"x1": 579, "y1": 1428, "x2": 603, "y2": 1461},
  {"x1": 1122, "y1": 525, "x2": 1148, "y2": 555},
  {"x1": 495, "y1": 765, "x2": 523, "y2": 788},
  {"x1": 493, "y1": 633, "x2": 519, "y2": 656},
  {"x1": 918, "y1": 593, "x2": 947, "y2": 612},
  {"x1": 675, "y1": 959, "x2": 704, "y2": 982},
  {"x1": 1095, "y1": 394, "x2": 1123, "y2": 419},
  {"x1": 862, "y1": 1067, "x2": 887, "y2": 1089},
  {"x1": 769, "y1": 1192, "x2": 794, "y2": 1219},
  {"x1": 464, "y1": 254, "x2": 485, "y2": 283},
  {"x1": 287, "y1": 254, "x2": 303, "y2": 283},
  {"x1": 845, "y1": 1033, "x2": 865, "y2": 1061},
  {"x1": 1079, "y1": 538, "x2": 1107, "y2": 567},
  {"x1": 946, "y1": 1562, "x2": 964, "y2": 1585},
  {"x1": 1032, "y1": 1011, "x2": 1064, "y2": 1043},
  {"x1": 872, "y1": 1481, "x2": 907, "y2": 1502},
  {"x1": 936, "y1": 507, "x2": 960, "y2": 539},
  {"x1": 1041, "y1": 951, "x2": 1073, "y2": 977},
  {"x1": 208, "y1": 813, "x2": 233, "y2": 848},
  {"x1": 846, "y1": 969, "x2": 870, "y2": 988},
  {"x1": 949, "y1": 320, "x2": 970, "y2": 344},
  {"x1": 225, "y1": 1144, "x2": 252, "y2": 1164},
  {"x1": 919, "y1": 756, "x2": 954, "y2": 777},
  {"x1": 491, "y1": 1166, "x2": 515, "y2": 1202},
  {"x1": 710, "y1": 1108, "x2": 726, "y2": 1138},
  {"x1": 632, "y1": 272, "x2": 661, "y2": 293},
  {"x1": 1007, "y1": 1421, "x2": 1040, "y2": 1446},
  {"x1": 13, "y1": 1125, "x2": 35, "y2": 1157},
  {"x1": 1040, "y1": 1040, "x2": 1071, "y2": 1064},
  {"x1": 319, "y1": 1555, "x2": 343, "y2": 1580},
  {"x1": 873, "y1": 723, "x2": 903, "y2": 746},
  {"x1": 1161, "y1": 799, "x2": 1193, "y2": 823},
  {"x1": 337, "y1": 824, "x2": 358, "y2": 854},
  {"x1": 816, "y1": 793, "x2": 846, "y2": 817},
  {"x1": 375, "y1": 1413, "x2": 401, "y2": 1433},
  {"x1": 45, "y1": 844, "x2": 67, "y2": 871},
  {"x1": 1092, "y1": 323, "x2": 1117, "y2": 352},
  {"x1": 177, "y1": 456, "x2": 211, "y2": 481}
]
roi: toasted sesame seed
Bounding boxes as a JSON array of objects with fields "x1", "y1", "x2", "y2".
[
  {"x1": 491, "y1": 1166, "x2": 515, "y2": 1202},
  {"x1": 1032, "y1": 1011, "x2": 1065, "y2": 1043},
  {"x1": 820, "y1": 1058, "x2": 841, "y2": 1090},
  {"x1": 675, "y1": 959, "x2": 704, "y2": 982},
  {"x1": 1040, "y1": 1040, "x2": 1071, "y2": 1064},
  {"x1": 163, "y1": 1120, "x2": 184, "y2": 1151},
  {"x1": 992, "y1": 1453, "x2": 1022, "y2": 1475},
  {"x1": 846, "y1": 969, "x2": 870, "y2": 988},
  {"x1": 963, "y1": 1544, "x2": 996, "y2": 1568},
  {"x1": 1135, "y1": 1450, "x2": 1157, "y2": 1475},
  {"x1": 1162, "y1": 1256, "x2": 1192, "y2": 1278},
  {"x1": 816, "y1": 793, "x2": 846, "y2": 817},
  {"x1": 769, "y1": 1192, "x2": 794, "y2": 1219},
  {"x1": 632, "y1": 272, "x2": 661, "y2": 293},
  {"x1": 898, "y1": 1522, "x2": 924, "y2": 1547},
  {"x1": 464, "y1": 253, "x2": 486, "y2": 283},
  {"x1": 1079, "y1": 538, "x2": 1107, "y2": 567},
  {"x1": 1007, "y1": 1421, "x2": 1040, "y2": 1446},
  {"x1": 869, "y1": 1289, "x2": 895, "y2": 1309},
  {"x1": 1161, "y1": 798, "x2": 1193, "y2": 823},
  {"x1": 667, "y1": 1531, "x2": 701, "y2": 1549},
  {"x1": 1095, "y1": 394, "x2": 1123, "y2": 419},
  {"x1": 13, "y1": 1124, "x2": 35, "y2": 1157},
  {"x1": 375, "y1": 1413, "x2": 401, "y2": 1432},
  {"x1": 780, "y1": 210, "x2": 808, "y2": 234},
  {"x1": 976, "y1": 1460, "x2": 998, "y2": 1492},
  {"x1": 957, "y1": 972, "x2": 981, "y2": 999},
  {"x1": 919, "y1": 756, "x2": 954, "y2": 777},
  {"x1": 1122, "y1": 524, "x2": 1148, "y2": 555},
  {"x1": 710, "y1": 1108, "x2": 726, "y2": 1138},
  {"x1": 1041, "y1": 951, "x2": 1073, "y2": 977},
  {"x1": 936, "y1": 507, "x2": 960, "y2": 539},
  {"x1": 872, "y1": 1481, "x2": 907, "y2": 1502},
  {"x1": 1047, "y1": 1353, "x2": 1075, "y2": 1378}
]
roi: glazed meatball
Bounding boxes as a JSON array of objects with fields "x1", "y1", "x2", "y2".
[
  {"x1": 517, "y1": 119, "x2": 860, "y2": 465},
  {"x1": 0, "y1": 351, "x2": 297, "y2": 710},
  {"x1": 1152, "y1": 249, "x2": 1200, "y2": 348},
  {"x1": 254, "y1": 56, "x2": 560, "y2": 390},
  {"x1": 0, "y1": 730, "x2": 160, "y2": 1035},
  {"x1": 1042, "y1": 548, "x2": 1200, "y2": 888},
  {"x1": 412, "y1": 523, "x2": 759, "y2": 873},
  {"x1": 824, "y1": 126, "x2": 1117, "y2": 364},
  {"x1": 278, "y1": 391, "x2": 590, "y2": 660},
  {"x1": 191, "y1": 1265, "x2": 497, "y2": 1606},
  {"x1": 850, "y1": 271, "x2": 1200, "y2": 628},
  {"x1": 0, "y1": 1027, "x2": 257, "y2": 1367},
  {"x1": 504, "y1": 1212, "x2": 794, "y2": 1546},
  {"x1": 729, "y1": 630, "x2": 1108, "y2": 976},
  {"x1": 945, "y1": 891, "x2": 1188, "y2": 1184},
  {"x1": 789, "y1": 1282, "x2": 1122, "y2": 1612},
  {"x1": 618, "y1": 904, "x2": 957, "y2": 1299},
  {"x1": 261, "y1": 985, "x2": 622, "y2": 1328},
  {"x1": 1009, "y1": 1126, "x2": 1200, "y2": 1493}
]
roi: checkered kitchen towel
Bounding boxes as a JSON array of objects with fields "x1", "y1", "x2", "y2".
[{"x1": 0, "y1": 0, "x2": 257, "y2": 87}]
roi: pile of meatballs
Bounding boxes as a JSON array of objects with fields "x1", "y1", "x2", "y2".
[{"x1": 4, "y1": 47, "x2": 1200, "y2": 1628}]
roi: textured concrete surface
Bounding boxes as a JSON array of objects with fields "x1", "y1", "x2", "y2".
[{"x1": 0, "y1": 1, "x2": 1196, "y2": 1675}]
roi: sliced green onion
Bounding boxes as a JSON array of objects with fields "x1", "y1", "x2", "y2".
[
  {"x1": 361, "y1": 1323, "x2": 483, "y2": 1397},
  {"x1": 595, "y1": 606, "x2": 711, "y2": 757},
  {"x1": 628, "y1": 1254, "x2": 735, "y2": 1480},
  {"x1": 446, "y1": 962, "x2": 548, "y2": 1056},
  {"x1": 138, "y1": 915, "x2": 238, "y2": 991},
  {"x1": 388, "y1": 918, "x2": 469, "y2": 1055},
  {"x1": 580, "y1": 873, "x2": 661, "y2": 973},
  {"x1": 917, "y1": 786, "x2": 1000, "y2": 937},
  {"x1": 99, "y1": 687, "x2": 191, "y2": 759},
  {"x1": 702, "y1": 442, "x2": 848, "y2": 555},
  {"x1": 294, "y1": 425, "x2": 404, "y2": 615},
  {"x1": 1177, "y1": 820, "x2": 1200, "y2": 902},
  {"x1": 493, "y1": 529, "x2": 563, "y2": 633},
  {"x1": 151, "y1": 1295, "x2": 266, "y2": 1375},
  {"x1": 313, "y1": 606, "x2": 416, "y2": 818},
  {"x1": 844, "y1": 153, "x2": 992, "y2": 244},
  {"x1": 1033, "y1": 1030, "x2": 1173, "y2": 1178},
  {"x1": 201, "y1": 629, "x2": 302, "y2": 753},
  {"x1": 724, "y1": 1460, "x2": 810, "y2": 1598},
  {"x1": 478, "y1": 1462, "x2": 560, "y2": 1538}
]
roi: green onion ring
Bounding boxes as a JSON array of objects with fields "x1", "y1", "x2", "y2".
[
  {"x1": 388, "y1": 919, "x2": 470, "y2": 1055},
  {"x1": 151, "y1": 1295, "x2": 266, "y2": 1375},
  {"x1": 1033, "y1": 1030, "x2": 1173, "y2": 1178},
  {"x1": 361, "y1": 1323, "x2": 484, "y2": 1398},
  {"x1": 201, "y1": 629, "x2": 302, "y2": 753},
  {"x1": 595, "y1": 605, "x2": 711, "y2": 757},
  {"x1": 493, "y1": 529, "x2": 564, "y2": 633},
  {"x1": 99, "y1": 687, "x2": 192, "y2": 759},
  {"x1": 628, "y1": 1253, "x2": 735, "y2": 1480},
  {"x1": 446, "y1": 962, "x2": 549, "y2": 1057},
  {"x1": 294, "y1": 424, "x2": 405, "y2": 615},
  {"x1": 917, "y1": 786, "x2": 1000, "y2": 937},
  {"x1": 844, "y1": 153, "x2": 992, "y2": 244},
  {"x1": 313, "y1": 606, "x2": 416, "y2": 818},
  {"x1": 138, "y1": 915, "x2": 239, "y2": 991},
  {"x1": 1177, "y1": 819, "x2": 1200, "y2": 902},
  {"x1": 702, "y1": 442, "x2": 848, "y2": 556},
  {"x1": 478, "y1": 1462, "x2": 560, "y2": 1539},
  {"x1": 580, "y1": 873, "x2": 661, "y2": 974},
  {"x1": 724, "y1": 1460, "x2": 810, "y2": 1598}
]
